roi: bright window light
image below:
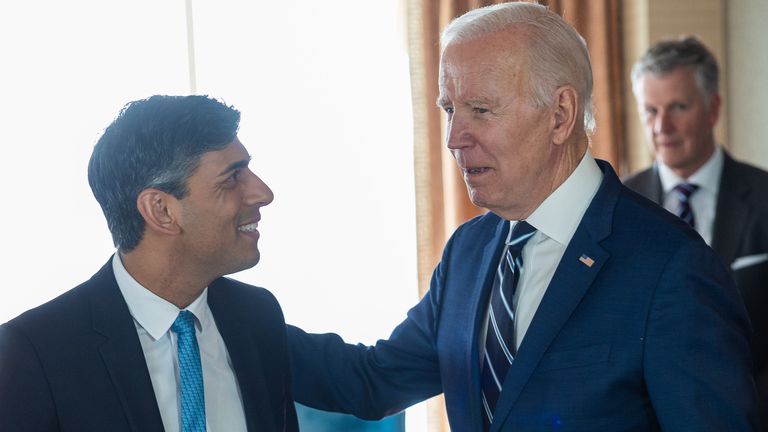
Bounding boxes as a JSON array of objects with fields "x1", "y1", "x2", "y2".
[{"x1": 0, "y1": 0, "x2": 425, "y2": 430}]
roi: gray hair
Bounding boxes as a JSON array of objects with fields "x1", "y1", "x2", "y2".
[
  {"x1": 631, "y1": 36, "x2": 719, "y2": 102},
  {"x1": 441, "y1": 2, "x2": 595, "y2": 133}
]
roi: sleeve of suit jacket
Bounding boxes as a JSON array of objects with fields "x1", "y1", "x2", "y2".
[
  {"x1": 643, "y1": 236, "x2": 758, "y2": 430},
  {"x1": 0, "y1": 323, "x2": 59, "y2": 431},
  {"x1": 285, "y1": 233, "x2": 461, "y2": 420}
]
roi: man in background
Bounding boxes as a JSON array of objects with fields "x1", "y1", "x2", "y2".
[
  {"x1": 0, "y1": 95, "x2": 297, "y2": 431},
  {"x1": 287, "y1": 3, "x2": 758, "y2": 431},
  {"x1": 624, "y1": 36, "x2": 768, "y2": 426}
]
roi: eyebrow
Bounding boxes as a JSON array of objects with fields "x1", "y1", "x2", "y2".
[
  {"x1": 465, "y1": 98, "x2": 492, "y2": 106},
  {"x1": 217, "y1": 156, "x2": 251, "y2": 177},
  {"x1": 435, "y1": 96, "x2": 494, "y2": 108}
]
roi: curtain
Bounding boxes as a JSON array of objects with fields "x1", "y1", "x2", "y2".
[
  {"x1": 545, "y1": 0, "x2": 625, "y2": 169},
  {"x1": 405, "y1": 1, "x2": 623, "y2": 430}
]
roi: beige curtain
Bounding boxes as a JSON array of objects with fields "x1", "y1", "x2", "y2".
[{"x1": 405, "y1": 1, "x2": 623, "y2": 430}]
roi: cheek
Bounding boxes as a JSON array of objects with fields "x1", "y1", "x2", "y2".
[
  {"x1": 679, "y1": 116, "x2": 701, "y2": 141},
  {"x1": 643, "y1": 119, "x2": 655, "y2": 135}
]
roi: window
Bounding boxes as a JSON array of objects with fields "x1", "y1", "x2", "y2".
[{"x1": 0, "y1": 1, "x2": 425, "y2": 429}]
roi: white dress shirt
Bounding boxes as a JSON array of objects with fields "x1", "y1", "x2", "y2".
[
  {"x1": 658, "y1": 145, "x2": 723, "y2": 246},
  {"x1": 112, "y1": 254, "x2": 247, "y2": 432},
  {"x1": 481, "y1": 150, "x2": 603, "y2": 355}
]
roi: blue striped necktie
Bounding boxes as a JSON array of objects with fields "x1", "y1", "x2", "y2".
[
  {"x1": 171, "y1": 310, "x2": 207, "y2": 432},
  {"x1": 673, "y1": 182, "x2": 699, "y2": 228},
  {"x1": 481, "y1": 221, "x2": 537, "y2": 430}
]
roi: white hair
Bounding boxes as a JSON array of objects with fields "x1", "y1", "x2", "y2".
[{"x1": 441, "y1": 2, "x2": 595, "y2": 133}]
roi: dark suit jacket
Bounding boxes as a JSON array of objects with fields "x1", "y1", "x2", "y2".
[
  {"x1": 288, "y1": 160, "x2": 757, "y2": 431},
  {"x1": 0, "y1": 259, "x2": 298, "y2": 432},
  {"x1": 624, "y1": 151, "x2": 768, "y2": 428}
]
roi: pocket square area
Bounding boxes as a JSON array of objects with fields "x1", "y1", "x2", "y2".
[{"x1": 731, "y1": 253, "x2": 768, "y2": 271}]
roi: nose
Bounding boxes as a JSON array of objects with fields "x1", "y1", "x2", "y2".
[
  {"x1": 243, "y1": 169, "x2": 274, "y2": 207},
  {"x1": 653, "y1": 110, "x2": 674, "y2": 135},
  {"x1": 445, "y1": 114, "x2": 472, "y2": 150}
]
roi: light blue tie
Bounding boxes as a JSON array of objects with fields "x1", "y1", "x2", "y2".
[{"x1": 171, "y1": 310, "x2": 206, "y2": 432}]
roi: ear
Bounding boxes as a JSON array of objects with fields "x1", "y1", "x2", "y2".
[
  {"x1": 707, "y1": 92, "x2": 721, "y2": 128},
  {"x1": 136, "y1": 189, "x2": 181, "y2": 237},
  {"x1": 551, "y1": 85, "x2": 579, "y2": 146}
]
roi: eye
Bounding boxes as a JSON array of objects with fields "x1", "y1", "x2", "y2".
[
  {"x1": 224, "y1": 169, "x2": 242, "y2": 184},
  {"x1": 644, "y1": 106, "x2": 657, "y2": 116},
  {"x1": 473, "y1": 107, "x2": 489, "y2": 114},
  {"x1": 670, "y1": 102, "x2": 688, "y2": 111},
  {"x1": 442, "y1": 106, "x2": 454, "y2": 115}
]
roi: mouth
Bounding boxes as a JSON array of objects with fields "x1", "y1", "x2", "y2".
[
  {"x1": 238, "y1": 221, "x2": 261, "y2": 242},
  {"x1": 654, "y1": 137, "x2": 680, "y2": 148},
  {"x1": 237, "y1": 222, "x2": 259, "y2": 233},
  {"x1": 463, "y1": 167, "x2": 491, "y2": 176}
]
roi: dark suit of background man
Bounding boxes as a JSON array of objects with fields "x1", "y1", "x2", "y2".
[
  {"x1": 0, "y1": 95, "x2": 298, "y2": 431},
  {"x1": 287, "y1": 3, "x2": 758, "y2": 431},
  {"x1": 624, "y1": 36, "x2": 768, "y2": 429}
]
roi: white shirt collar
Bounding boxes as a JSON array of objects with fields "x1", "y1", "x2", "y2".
[
  {"x1": 112, "y1": 253, "x2": 210, "y2": 341},
  {"x1": 658, "y1": 145, "x2": 723, "y2": 195},
  {"x1": 515, "y1": 149, "x2": 603, "y2": 245}
]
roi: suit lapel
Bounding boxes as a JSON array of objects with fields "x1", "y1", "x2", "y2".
[
  {"x1": 711, "y1": 152, "x2": 751, "y2": 265},
  {"x1": 208, "y1": 280, "x2": 276, "y2": 432},
  {"x1": 490, "y1": 161, "x2": 618, "y2": 431},
  {"x1": 467, "y1": 218, "x2": 509, "y2": 429},
  {"x1": 634, "y1": 164, "x2": 664, "y2": 204},
  {"x1": 90, "y1": 260, "x2": 165, "y2": 432}
]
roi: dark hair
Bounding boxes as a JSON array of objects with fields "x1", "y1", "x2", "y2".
[
  {"x1": 631, "y1": 36, "x2": 719, "y2": 101},
  {"x1": 88, "y1": 95, "x2": 241, "y2": 252}
]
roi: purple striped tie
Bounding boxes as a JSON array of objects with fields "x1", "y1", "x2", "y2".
[
  {"x1": 481, "y1": 221, "x2": 536, "y2": 430},
  {"x1": 673, "y1": 182, "x2": 699, "y2": 228}
]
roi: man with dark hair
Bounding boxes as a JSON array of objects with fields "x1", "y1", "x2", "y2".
[
  {"x1": 287, "y1": 4, "x2": 758, "y2": 431},
  {"x1": 0, "y1": 95, "x2": 298, "y2": 431},
  {"x1": 625, "y1": 36, "x2": 768, "y2": 428}
]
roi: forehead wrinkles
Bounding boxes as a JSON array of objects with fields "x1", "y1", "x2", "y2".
[
  {"x1": 439, "y1": 32, "x2": 530, "y2": 102},
  {"x1": 439, "y1": 60, "x2": 526, "y2": 107}
]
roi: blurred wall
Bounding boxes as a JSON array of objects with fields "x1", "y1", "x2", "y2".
[{"x1": 727, "y1": 0, "x2": 768, "y2": 170}]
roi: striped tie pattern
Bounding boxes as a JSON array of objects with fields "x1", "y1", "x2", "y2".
[
  {"x1": 673, "y1": 182, "x2": 699, "y2": 228},
  {"x1": 481, "y1": 221, "x2": 537, "y2": 430},
  {"x1": 171, "y1": 311, "x2": 207, "y2": 432}
]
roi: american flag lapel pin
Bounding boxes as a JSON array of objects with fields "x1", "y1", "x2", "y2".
[{"x1": 579, "y1": 254, "x2": 595, "y2": 268}]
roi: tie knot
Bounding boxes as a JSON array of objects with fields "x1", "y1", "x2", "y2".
[
  {"x1": 673, "y1": 182, "x2": 699, "y2": 201},
  {"x1": 171, "y1": 310, "x2": 197, "y2": 336},
  {"x1": 507, "y1": 221, "x2": 537, "y2": 254}
]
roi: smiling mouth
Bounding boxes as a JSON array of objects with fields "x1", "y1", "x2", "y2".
[{"x1": 238, "y1": 222, "x2": 259, "y2": 232}]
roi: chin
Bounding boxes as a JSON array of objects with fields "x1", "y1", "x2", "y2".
[
  {"x1": 469, "y1": 189, "x2": 499, "y2": 211},
  {"x1": 223, "y1": 255, "x2": 261, "y2": 276},
  {"x1": 241, "y1": 254, "x2": 261, "y2": 271},
  {"x1": 467, "y1": 189, "x2": 484, "y2": 206}
]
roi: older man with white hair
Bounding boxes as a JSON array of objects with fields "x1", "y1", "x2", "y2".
[{"x1": 287, "y1": 3, "x2": 758, "y2": 431}]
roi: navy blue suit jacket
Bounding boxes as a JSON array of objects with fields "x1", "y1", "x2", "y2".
[
  {"x1": 288, "y1": 160, "x2": 758, "y2": 431},
  {"x1": 0, "y1": 260, "x2": 298, "y2": 432}
]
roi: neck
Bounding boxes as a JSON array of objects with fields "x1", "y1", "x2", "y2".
[
  {"x1": 549, "y1": 138, "x2": 588, "y2": 195},
  {"x1": 508, "y1": 137, "x2": 588, "y2": 220},
  {"x1": 120, "y1": 243, "x2": 211, "y2": 309}
]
